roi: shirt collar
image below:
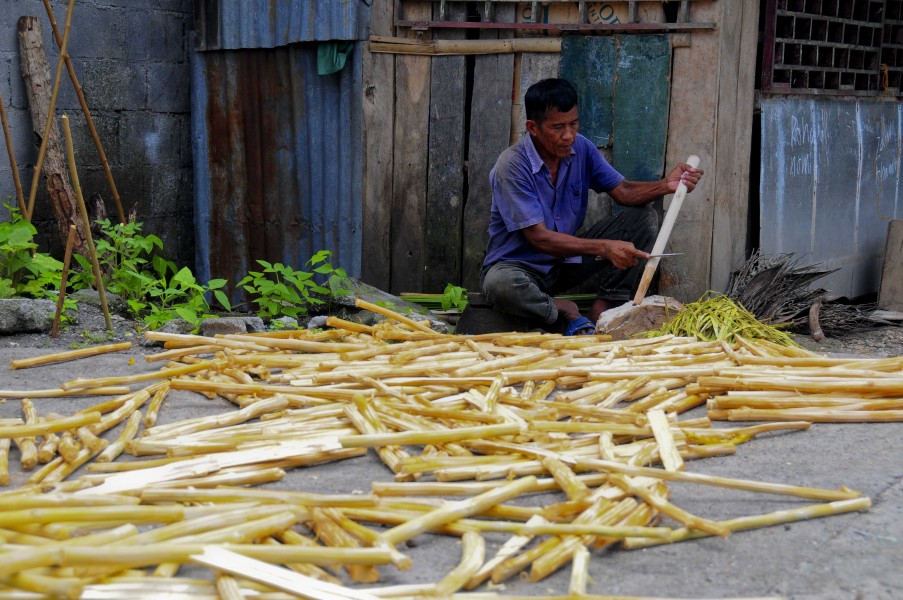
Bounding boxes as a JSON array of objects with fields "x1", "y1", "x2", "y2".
[{"x1": 523, "y1": 133, "x2": 576, "y2": 175}]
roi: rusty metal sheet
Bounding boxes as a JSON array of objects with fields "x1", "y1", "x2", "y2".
[
  {"x1": 191, "y1": 43, "x2": 363, "y2": 300},
  {"x1": 195, "y1": 0, "x2": 370, "y2": 50},
  {"x1": 760, "y1": 98, "x2": 902, "y2": 298}
]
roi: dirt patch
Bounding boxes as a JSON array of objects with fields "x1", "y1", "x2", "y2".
[
  {"x1": 791, "y1": 325, "x2": 903, "y2": 357},
  {"x1": 1, "y1": 303, "x2": 149, "y2": 353}
]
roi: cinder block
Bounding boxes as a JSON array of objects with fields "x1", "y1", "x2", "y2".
[
  {"x1": 879, "y1": 220, "x2": 903, "y2": 312},
  {"x1": 124, "y1": 9, "x2": 187, "y2": 63},
  {"x1": 146, "y1": 62, "x2": 190, "y2": 113},
  {"x1": 74, "y1": 59, "x2": 146, "y2": 111},
  {"x1": 120, "y1": 111, "x2": 183, "y2": 166}
]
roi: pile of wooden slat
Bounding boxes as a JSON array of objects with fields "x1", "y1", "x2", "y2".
[{"x1": 1, "y1": 307, "x2": 899, "y2": 599}]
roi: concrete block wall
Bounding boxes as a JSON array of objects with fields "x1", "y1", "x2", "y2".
[{"x1": 0, "y1": 0, "x2": 194, "y2": 266}]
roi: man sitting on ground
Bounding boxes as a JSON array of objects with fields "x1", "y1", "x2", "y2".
[{"x1": 480, "y1": 78, "x2": 703, "y2": 335}]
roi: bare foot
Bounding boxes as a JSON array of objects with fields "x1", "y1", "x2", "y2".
[{"x1": 553, "y1": 298, "x2": 581, "y2": 321}]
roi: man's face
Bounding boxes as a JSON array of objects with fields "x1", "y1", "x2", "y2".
[{"x1": 526, "y1": 106, "x2": 579, "y2": 162}]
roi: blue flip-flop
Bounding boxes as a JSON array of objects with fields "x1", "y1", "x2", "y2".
[{"x1": 564, "y1": 315, "x2": 596, "y2": 336}]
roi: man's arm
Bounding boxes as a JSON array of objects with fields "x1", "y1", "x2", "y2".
[
  {"x1": 608, "y1": 162, "x2": 703, "y2": 206},
  {"x1": 521, "y1": 223, "x2": 648, "y2": 270}
]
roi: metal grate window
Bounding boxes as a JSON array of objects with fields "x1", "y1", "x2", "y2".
[{"x1": 762, "y1": 0, "x2": 903, "y2": 96}]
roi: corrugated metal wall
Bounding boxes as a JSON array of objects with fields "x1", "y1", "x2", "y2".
[
  {"x1": 760, "y1": 98, "x2": 902, "y2": 298},
  {"x1": 195, "y1": 0, "x2": 369, "y2": 50},
  {"x1": 192, "y1": 1, "x2": 367, "y2": 296}
]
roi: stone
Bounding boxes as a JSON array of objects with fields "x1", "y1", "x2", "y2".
[
  {"x1": 0, "y1": 298, "x2": 55, "y2": 333},
  {"x1": 595, "y1": 295, "x2": 684, "y2": 340},
  {"x1": 70, "y1": 288, "x2": 127, "y2": 315},
  {"x1": 306, "y1": 315, "x2": 329, "y2": 330},
  {"x1": 331, "y1": 278, "x2": 448, "y2": 333},
  {"x1": 200, "y1": 316, "x2": 265, "y2": 337}
]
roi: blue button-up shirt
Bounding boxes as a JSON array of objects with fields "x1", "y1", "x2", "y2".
[{"x1": 483, "y1": 133, "x2": 624, "y2": 274}]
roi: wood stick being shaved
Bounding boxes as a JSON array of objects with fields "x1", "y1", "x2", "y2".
[{"x1": 633, "y1": 155, "x2": 701, "y2": 304}]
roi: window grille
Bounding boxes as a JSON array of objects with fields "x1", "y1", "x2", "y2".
[{"x1": 762, "y1": 0, "x2": 903, "y2": 96}]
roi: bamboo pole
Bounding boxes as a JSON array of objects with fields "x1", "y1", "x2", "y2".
[
  {"x1": 354, "y1": 297, "x2": 437, "y2": 334},
  {"x1": 50, "y1": 224, "x2": 76, "y2": 337},
  {"x1": 381, "y1": 476, "x2": 538, "y2": 546},
  {"x1": 0, "y1": 411, "x2": 101, "y2": 439},
  {"x1": 41, "y1": 0, "x2": 125, "y2": 225},
  {"x1": 0, "y1": 90, "x2": 26, "y2": 214},
  {"x1": 25, "y1": 0, "x2": 75, "y2": 222},
  {"x1": 9, "y1": 341, "x2": 132, "y2": 370},
  {"x1": 623, "y1": 497, "x2": 872, "y2": 549},
  {"x1": 369, "y1": 35, "x2": 562, "y2": 55},
  {"x1": 60, "y1": 114, "x2": 112, "y2": 331},
  {"x1": 574, "y1": 458, "x2": 860, "y2": 502}
]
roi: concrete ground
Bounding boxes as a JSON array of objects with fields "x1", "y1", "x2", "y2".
[{"x1": 0, "y1": 335, "x2": 901, "y2": 599}]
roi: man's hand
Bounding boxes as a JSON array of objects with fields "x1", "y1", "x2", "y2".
[
  {"x1": 597, "y1": 239, "x2": 648, "y2": 270},
  {"x1": 664, "y1": 162, "x2": 704, "y2": 194}
]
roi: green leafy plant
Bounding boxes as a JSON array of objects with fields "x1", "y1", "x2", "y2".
[
  {"x1": 238, "y1": 250, "x2": 351, "y2": 319},
  {"x1": 70, "y1": 218, "x2": 163, "y2": 306},
  {"x1": 400, "y1": 284, "x2": 468, "y2": 313},
  {"x1": 141, "y1": 265, "x2": 230, "y2": 330},
  {"x1": 70, "y1": 219, "x2": 231, "y2": 331},
  {"x1": 440, "y1": 284, "x2": 468, "y2": 311},
  {"x1": 0, "y1": 204, "x2": 64, "y2": 301}
]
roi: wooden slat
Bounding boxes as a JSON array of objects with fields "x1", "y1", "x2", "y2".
[
  {"x1": 424, "y1": 4, "x2": 467, "y2": 291},
  {"x1": 710, "y1": 0, "x2": 759, "y2": 292},
  {"x1": 390, "y1": 1, "x2": 433, "y2": 293},
  {"x1": 461, "y1": 5, "x2": 516, "y2": 291},
  {"x1": 879, "y1": 220, "x2": 903, "y2": 311},
  {"x1": 361, "y1": 0, "x2": 396, "y2": 289},
  {"x1": 511, "y1": 53, "x2": 560, "y2": 144}
]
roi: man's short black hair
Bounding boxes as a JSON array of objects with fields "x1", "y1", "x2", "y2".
[{"x1": 525, "y1": 78, "x2": 578, "y2": 123}]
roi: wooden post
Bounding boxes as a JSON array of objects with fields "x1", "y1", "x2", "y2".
[
  {"x1": 424, "y1": 2, "x2": 467, "y2": 292},
  {"x1": 18, "y1": 13, "x2": 89, "y2": 256},
  {"x1": 23, "y1": 0, "x2": 75, "y2": 221},
  {"x1": 61, "y1": 115, "x2": 112, "y2": 332},
  {"x1": 390, "y1": 1, "x2": 432, "y2": 294},
  {"x1": 361, "y1": 0, "x2": 396, "y2": 289}
]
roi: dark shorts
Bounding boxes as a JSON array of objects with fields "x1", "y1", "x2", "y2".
[{"x1": 480, "y1": 205, "x2": 659, "y2": 325}]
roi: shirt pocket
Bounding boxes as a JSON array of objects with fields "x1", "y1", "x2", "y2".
[{"x1": 566, "y1": 183, "x2": 586, "y2": 230}]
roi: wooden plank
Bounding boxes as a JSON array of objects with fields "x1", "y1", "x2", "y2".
[
  {"x1": 879, "y1": 220, "x2": 903, "y2": 311},
  {"x1": 461, "y1": 4, "x2": 515, "y2": 291},
  {"x1": 710, "y1": 0, "x2": 760, "y2": 293},
  {"x1": 660, "y1": 0, "x2": 719, "y2": 303},
  {"x1": 424, "y1": 4, "x2": 467, "y2": 292},
  {"x1": 511, "y1": 53, "x2": 559, "y2": 144},
  {"x1": 611, "y1": 34, "x2": 670, "y2": 181},
  {"x1": 361, "y1": 0, "x2": 395, "y2": 289},
  {"x1": 560, "y1": 36, "x2": 616, "y2": 148},
  {"x1": 390, "y1": 1, "x2": 432, "y2": 294}
]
